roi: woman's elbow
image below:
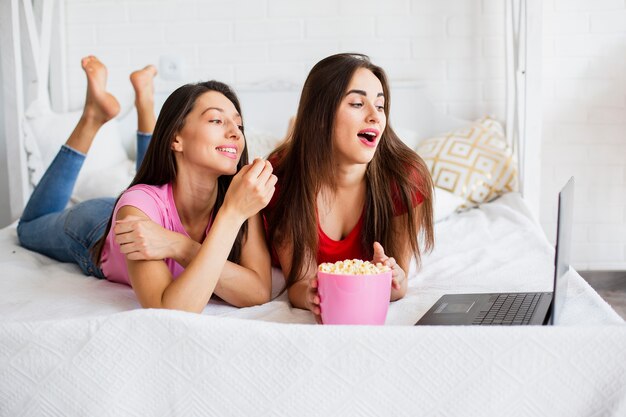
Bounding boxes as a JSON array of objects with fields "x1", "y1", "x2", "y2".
[
  {"x1": 148, "y1": 296, "x2": 205, "y2": 314},
  {"x1": 147, "y1": 303, "x2": 204, "y2": 314},
  {"x1": 244, "y1": 286, "x2": 272, "y2": 307},
  {"x1": 236, "y1": 288, "x2": 272, "y2": 308},
  {"x1": 233, "y1": 275, "x2": 271, "y2": 307}
]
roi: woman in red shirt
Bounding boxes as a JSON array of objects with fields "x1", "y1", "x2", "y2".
[{"x1": 265, "y1": 53, "x2": 434, "y2": 321}]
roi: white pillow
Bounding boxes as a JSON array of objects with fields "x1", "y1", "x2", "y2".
[
  {"x1": 434, "y1": 186, "x2": 464, "y2": 222},
  {"x1": 72, "y1": 160, "x2": 136, "y2": 203},
  {"x1": 24, "y1": 103, "x2": 132, "y2": 202},
  {"x1": 394, "y1": 127, "x2": 422, "y2": 150},
  {"x1": 245, "y1": 128, "x2": 283, "y2": 159},
  {"x1": 392, "y1": 126, "x2": 461, "y2": 221}
]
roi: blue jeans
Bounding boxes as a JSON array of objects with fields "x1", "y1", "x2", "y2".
[{"x1": 17, "y1": 133, "x2": 151, "y2": 277}]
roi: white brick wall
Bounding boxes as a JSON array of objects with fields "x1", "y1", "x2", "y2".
[
  {"x1": 541, "y1": 0, "x2": 626, "y2": 270},
  {"x1": 63, "y1": 0, "x2": 506, "y2": 122},
  {"x1": 61, "y1": 0, "x2": 626, "y2": 270}
]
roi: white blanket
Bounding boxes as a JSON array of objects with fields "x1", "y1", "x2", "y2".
[{"x1": 1, "y1": 193, "x2": 624, "y2": 416}]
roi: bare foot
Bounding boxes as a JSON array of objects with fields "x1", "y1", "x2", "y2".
[
  {"x1": 81, "y1": 55, "x2": 120, "y2": 124},
  {"x1": 64, "y1": 56, "x2": 120, "y2": 153},
  {"x1": 130, "y1": 65, "x2": 158, "y2": 133},
  {"x1": 130, "y1": 65, "x2": 158, "y2": 105}
]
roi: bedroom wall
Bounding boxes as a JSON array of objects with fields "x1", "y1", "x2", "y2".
[
  {"x1": 57, "y1": 0, "x2": 626, "y2": 270},
  {"x1": 61, "y1": 0, "x2": 507, "y2": 121},
  {"x1": 540, "y1": 0, "x2": 626, "y2": 270}
]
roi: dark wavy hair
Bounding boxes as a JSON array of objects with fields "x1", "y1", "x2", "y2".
[
  {"x1": 92, "y1": 80, "x2": 249, "y2": 265},
  {"x1": 266, "y1": 53, "x2": 434, "y2": 291}
]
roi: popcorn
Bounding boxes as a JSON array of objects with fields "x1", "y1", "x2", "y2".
[{"x1": 318, "y1": 259, "x2": 391, "y2": 275}]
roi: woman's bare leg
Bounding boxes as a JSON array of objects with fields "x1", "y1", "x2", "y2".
[
  {"x1": 130, "y1": 65, "x2": 158, "y2": 134},
  {"x1": 65, "y1": 56, "x2": 120, "y2": 154}
]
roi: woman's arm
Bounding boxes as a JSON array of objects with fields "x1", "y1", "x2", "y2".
[
  {"x1": 122, "y1": 159, "x2": 276, "y2": 313},
  {"x1": 115, "y1": 214, "x2": 272, "y2": 307},
  {"x1": 212, "y1": 212, "x2": 271, "y2": 307},
  {"x1": 114, "y1": 215, "x2": 200, "y2": 265},
  {"x1": 373, "y1": 239, "x2": 409, "y2": 302},
  {"x1": 121, "y1": 204, "x2": 247, "y2": 313},
  {"x1": 275, "y1": 239, "x2": 322, "y2": 320}
]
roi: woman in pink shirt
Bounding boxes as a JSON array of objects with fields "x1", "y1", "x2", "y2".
[
  {"x1": 265, "y1": 53, "x2": 435, "y2": 322},
  {"x1": 17, "y1": 56, "x2": 276, "y2": 312}
]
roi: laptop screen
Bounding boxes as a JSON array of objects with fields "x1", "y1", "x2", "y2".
[{"x1": 550, "y1": 177, "x2": 574, "y2": 325}]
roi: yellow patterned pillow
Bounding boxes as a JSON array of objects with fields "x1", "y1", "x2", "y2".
[{"x1": 416, "y1": 117, "x2": 518, "y2": 207}]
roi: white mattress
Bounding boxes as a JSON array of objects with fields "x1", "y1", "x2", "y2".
[{"x1": 1, "y1": 193, "x2": 625, "y2": 416}]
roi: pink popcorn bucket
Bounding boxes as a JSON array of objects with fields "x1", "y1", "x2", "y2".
[{"x1": 317, "y1": 271, "x2": 392, "y2": 325}]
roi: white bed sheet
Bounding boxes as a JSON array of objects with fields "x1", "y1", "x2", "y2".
[
  {"x1": 0, "y1": 193, "x2": 620, "y2": 325},
  {"x1": 1, "y1": 193, "x2": 625, "y2": 416}
]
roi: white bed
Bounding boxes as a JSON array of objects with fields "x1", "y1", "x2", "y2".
[
  {"x1": 1, "y1": 1, "x2": 625, "y2": 416},
  {"x1": 1, "y1": 194, "x2": 625, "y2": 416}
]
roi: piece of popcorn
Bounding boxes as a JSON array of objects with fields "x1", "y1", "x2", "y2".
[{"x1": 318, "y1": 259, "x2": 391, "y2": 275}]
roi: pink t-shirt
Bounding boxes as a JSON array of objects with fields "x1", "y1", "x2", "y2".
[{"x1": 100, "y1": 183, "x2": 211, "y2": 286}]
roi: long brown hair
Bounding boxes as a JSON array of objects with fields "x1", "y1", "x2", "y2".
[
  {"x1": 92, "y1": 81, "x2": 249, "y2": 265},
  {"x1": 266, "y1": 53, "x2": 434, "y2": 290}
]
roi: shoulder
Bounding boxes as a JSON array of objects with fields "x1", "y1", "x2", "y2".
[
  {"x1": 119, "y1": 184, "x2": 168, "y2": 209},
  {"x1": 123, "y1": 183, "x2": 168, "y2": 198},
  {"x1": 116, "y1": 183, "x2": 170, "y2": 223}
]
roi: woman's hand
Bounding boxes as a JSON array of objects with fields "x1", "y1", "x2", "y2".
[
  {"x1": 305, "y1": 277, "x2": 323, "y2": 324},
  {"x1": 373, "y1": 241, "x2": 406, "y2": 292},
  {"x1": 223, "y1": 158, "x2": 277, "y2": 222},
  {"x1": 114, "y1": 215, "x2": 198, "y2": 265},
  {"x1": 114, "y1": 215, "x2": 174, "y2": 260}
]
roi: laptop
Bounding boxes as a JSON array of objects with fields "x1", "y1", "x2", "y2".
[{"x1": 415, "y1": 177, "x2": 574, "y2": 326}]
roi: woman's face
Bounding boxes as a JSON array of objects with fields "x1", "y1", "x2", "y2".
[
  {"x1": 172, "y1": 91, "x2": 244, "y2": 176},
  {"x1": 332, "y1": 67, "x2": 387, "y2": 166}
]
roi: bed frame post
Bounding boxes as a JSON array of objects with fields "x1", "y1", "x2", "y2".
[
  {"x1": 505, "y1": 0, "x2": 542, "y2": 220},
  {"x1": 49, "y1": 0, "x2": 68, "y2": 112},
  {"x1": 524, "y1": 0, "x2": 543, "y2": 221},
  {"x1": 0, "y1": 0, "x2": 29, "y2": 222},
  {"x1": 0, "y1": 0, "x2": 63, "y2": 222}
]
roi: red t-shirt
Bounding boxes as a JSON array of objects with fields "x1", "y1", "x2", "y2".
[
  {"x1": 317, "y1": 211, "x2": 366, "y2": 264},
  {"x1": 316, "y1": 181, "x2": 423, "y2": 263},
  {"x1": 266, "y1": 155, "x2": 424, "y2": 265}
]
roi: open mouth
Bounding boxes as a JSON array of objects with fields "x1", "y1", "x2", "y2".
[{"x1": 357, "y1": 130, "x2": 379, "y2": 147}]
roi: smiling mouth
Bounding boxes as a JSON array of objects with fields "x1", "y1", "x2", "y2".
[{"x1": 216, "y1": 147, "x2": 237, "y2": 154}]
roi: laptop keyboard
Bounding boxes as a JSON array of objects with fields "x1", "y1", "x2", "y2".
[{"x1": 472, "y1": 293, "x2": 541, "y2": 325}]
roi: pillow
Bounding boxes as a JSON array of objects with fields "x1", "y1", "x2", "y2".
[
  {"x1": 434, "y1": 187, "x2": 464, "y2": 222},
  {"x1": 72, "y1": 160, "x2": 135, "y2": 203},
  {"x1": 244, "y1": 128, "x2": 283, "y2": 159},
  {"x1": 416, "y1": 116, "x2": 518, "y2": 208},
  {"x1": 394, "y1": 127, "x2": 422, "y2": 150},
  {"x1": 24, "y1": 103, "x2": 132, "y2": 202}
]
